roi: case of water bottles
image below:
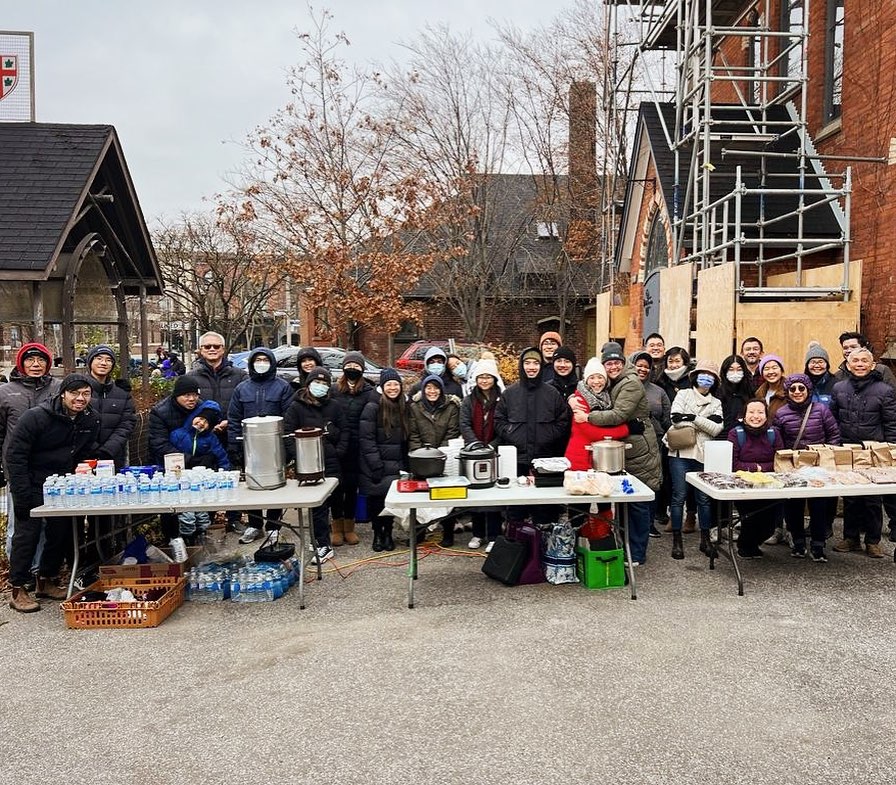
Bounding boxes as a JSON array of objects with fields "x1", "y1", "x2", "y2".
[
  {"x1": 40, "y1": 465, "x2": 242, "y2": 510},
  {"x1": 186, "y1": 555, "x2": 301, "y2": 604}
]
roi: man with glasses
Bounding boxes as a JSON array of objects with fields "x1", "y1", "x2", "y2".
[
  {"x1": 6, "y1": 374, "x2": 100, "y2": 613},
  {"x1": 187, "y1": 332, "x2": 247, "y2": 531},
  {"x1": 0, "y1": 342, "x2": 61, "y2": 565},
  {"x1": 643, "y1": 332, "x2": 666, "y2": 384}
]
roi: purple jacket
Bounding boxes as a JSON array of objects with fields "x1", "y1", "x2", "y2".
[
  {"x1": 728, "y1": 425, "x2": 784, "y2": 472},
  {"x1": 773, "y1": 402, "x2": 841, "y2": 449}
]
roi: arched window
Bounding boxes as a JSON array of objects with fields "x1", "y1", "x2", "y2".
[{"x1": 644, "y1": 211, "x2": 669, "y2": 278}]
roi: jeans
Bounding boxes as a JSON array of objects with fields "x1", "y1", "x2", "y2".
[
  {"x1": 626, "y1": 500, "x2": 652, "y2": 564},
  {"x1": 178, "y1": 511, "x2": 210, "y2": 538},
  {"x1": 669, "y1": 457, "x2": 712, "y2": 531}
]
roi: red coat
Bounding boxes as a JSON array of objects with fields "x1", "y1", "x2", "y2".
[{"x1": 564, "y1": 390, "x2": 630, "y2": 470}]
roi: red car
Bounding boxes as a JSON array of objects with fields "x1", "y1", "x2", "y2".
[{"x1": 395, "y1": 340, "x2": 487, "y2": 373}]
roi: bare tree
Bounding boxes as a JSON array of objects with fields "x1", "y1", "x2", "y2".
[{"x1": 153, "y1": 211, "x2": 293, "y2": 352}]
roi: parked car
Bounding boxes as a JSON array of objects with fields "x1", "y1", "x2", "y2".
[{"x1": 395, "y1": 340, "x2": 488, "y2": 374}]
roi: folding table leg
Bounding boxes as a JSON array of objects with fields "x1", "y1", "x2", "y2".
[
  {"x1": 408, "y1": 509, "x2": 418, "y2": 609},
  {"x1": 619, "y1": 505, "x2": 637, "y2": 600}
]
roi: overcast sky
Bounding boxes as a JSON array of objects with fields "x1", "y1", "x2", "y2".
[{"x1": 3, "y1": 1, "x2": 564, "y2": 222}]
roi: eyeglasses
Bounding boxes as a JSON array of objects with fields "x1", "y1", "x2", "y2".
[
  {"x1": 788, "y1": 384, "x2": 808, "y2": 392},
  {"x1": 67, "y1": 391, "x2": 91, "y2": 399},
  {"x1": 201, "y1": 344, "x2": 223, "y2": 350}
]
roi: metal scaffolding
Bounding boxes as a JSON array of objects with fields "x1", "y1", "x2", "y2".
[{"x1": 606, "y1": 0, "x2": 852, "y2": 300}]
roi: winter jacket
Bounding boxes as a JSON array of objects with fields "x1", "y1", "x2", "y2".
[
  {"x1": 283, "y1": 391, "x2": 347, "y2": 477},
  {"x1": 773, "y1": 402, "x2": 841, "y2": 449},
  {"x1": 6, "y1": 396, "x2": 100, "y2": 513},
  {"x1": 333, "y1": 380, "x2": 378, "y2": 454},
  {"x1": 644, "y1": 381, "x2": 672, "y2": 440},
  {"x1": 408, "y1": 391, "x2": 461, "y2": 450},
  {"x1": 755, "y1": 381, "x2": 788, "y2": 420},
  {"x1": 0, "y1": 370, "x2": 61, "y2": 464},
  {"x1": 584, "y1": 365, "x2": 662, "y2": 490},
  {"x1": 549, "y1": 371, "x2": 579, "y2": 402},
  {"x1": 806, "y1": 371, "x2": 836, "y2": 405},
  {"x1": 718, "y1": 387, "x2": 754, "y2": 434},
  {"x1": 358, "y1": 397, "x2": 408, "y2": 497},
  {"x1": 829, "y1": 370, "x2": 896, "y2": 443},
  {"x1": 728, "y1": 424, "x2": 784, "y2": 472},
  {"x1": 564, "y1": 389, "x2": 630, "y2": 471},
  {"x1": 665, "y1": 387, "x2": 724, "y2": 463},
  {"x1": 227, "y1": 348, "x2": 294, "y2": 462},
  {"x1": 185, "y1": 358, "x2": 247, "y2": 429},
  {"x1": 148, "y1": 395, "x2": 198, "y2": 465},
  {"x1": 170, "y1": 401, "x2": 231, "y2": 469},
  {"x1": 835, "y1": 361, "x2": 896, "y2": 389},
  {"x1": 495, "y1": 352, "x2": 570, "y2": 472},
  {"x1": 460, "y1": 387, "x2": 501, "y2": 447},
  {"x1": 658, "y1": 369, "x2": 692, "y2": 403},
  {"x1": 86, "y1": 376, "x2": 137, "y2": 469}
]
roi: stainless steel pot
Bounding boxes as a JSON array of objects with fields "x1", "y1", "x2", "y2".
[
  {"x1": 408, "y1": 444, "x2": 447, "y2": 479},
  {"x1": 459, "y1": 441, "x2": 498, "y2": 488},
  {"x1": 585, "y1": 437, "x2": 631, "y2": 474},
  {"x1": 294, "y1": 427, "x2": 325, "y2": 485},
  {"x1": 242, "y1": 415, "x2": 287, "y2": 490}
]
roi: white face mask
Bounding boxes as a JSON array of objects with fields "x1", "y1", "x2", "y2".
[
  {"x1": 253, "y1": 360, "x2": 271, "y2": 375},
  {"x1": 726, "y1": 371, "x2": 744, "y2": 384}
]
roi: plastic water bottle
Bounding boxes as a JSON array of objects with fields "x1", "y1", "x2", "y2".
[
  {"x1": 75, "y1": 476, "x2": 89, "y2": 508},
  {"x1": 123, "y1": 473, "x2": 138, "y2": 504},
  {"x1": 42, "y1": 476, "x2": 56, "y2": 507},
  {"x1": 102, "y1": 477, "x2": 117, "y2": 506},
  {"x1": 62, "y1": 477, "x2": 76, "y2": 509},
  {"x1": 89, "y1": 475, "x2": 104, "y2": 507},
  {"x1": 202, "y1": 473, "x2": 217, "y2": 503},
  {"x1": 138, "y1": 475, "x2": 151, "y2": 506},
  {"x1": 179, "y1": 475, "x2": 191, "y2": 505},
  {"x1": 230, "y1": 571, "x2": 242, "y2": 603},
  {"x1": 148, "y1": 474, "x2": 161, "y2": 504}
]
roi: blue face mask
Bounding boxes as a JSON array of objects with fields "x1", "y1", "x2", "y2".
[
  {"x1": 696, "y1": 373, "x2": 715, "y2": 389},
  {"x1": 309, "y1": 381, "x2": 329, "y2": 398},
  {"x1": 427, "y1": 362, "x2": 445, "y2": 376},
  {"x1": 452, "y1": 362, "x2": 468, "y2": 380}
]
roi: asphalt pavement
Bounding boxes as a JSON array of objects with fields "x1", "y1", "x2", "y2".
[{"x1": 1, "y1": 518, "x2": 895, "y2": 785}]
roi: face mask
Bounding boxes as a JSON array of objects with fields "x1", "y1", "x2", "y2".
[
  {"x1": 664, "y1": 366, "x2": 688, "y2": 381},
  {"x1": 452, "y1": 362, "x2": 467, "y2": 380},
  {"x1": 309, "y1": 381, "x2": 329, "y2": 398},
  {"x1": 726, "y1": 371, "x2": 744, "y2": 384},
  {"x1": 252, "y1": 360, "x2": 271, "y2": 375},
  {"x1": 427, "y1": 362, "x2": 445, "y2": 376},
  {"x1": 696, "y1": 373, "x2": 715, "y2": 389},
  {"x1": 343, "y1": 367, "x2": 363, "y2": 382}
]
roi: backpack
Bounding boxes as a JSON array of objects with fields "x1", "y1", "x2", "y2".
[{"x1": 734, "y1": 425, "x2": 776, "y2": 448}]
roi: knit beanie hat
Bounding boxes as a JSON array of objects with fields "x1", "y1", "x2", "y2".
[
  {"x1": 785, "y1": 373, "x2": 813, "y2": 392},
  {"x1": 804, "y1": 342, "x2": 830, "y2": 367},
  {"x1": 552, "y1": 346, "x2": 577, "y2": 365},
  {"x1": 87, "y1": 344, "x2": 117, "y2": 370},
  {"x1": 305, "y1": 366, "x2": 331, "y2": 386},
  {"x1": 539, "y1": 331, "x2": 562, "y2": 348},
  {"x1": 421, "y1": 373, "x2": 445, "y2": 392},
  {"x1": 172, "y1": 375, "x2": 201, "y2": 397},
  {"x1": 342, "y1": 351, "x2": 365, "y2": 369},
  {"x1": 379, "y1": 367, "x2": 402, "y2": 387},
  {"x1": 60, "y1": 372, "x2": 92, "y2": 393},
  {"x1": 630, "y1": 351, "x2": 652, "y2": 367},
  {"x1": 601, "y1": 342, "x2": 625, "y2": 363},
  {"x1": 16, "y1": 342, "x2": 52, "y2": 373},
  {"x1": 473, "y1": 356, "x2": 500, "y2": 382},
  {"x1": 582, "y1": 357, "x2": 607, "y2": 382},
  {"x1": 758, "y1": 354, "x2": 785, "y2": 374},
  {"x1": 521, "y1": 347, "x2": 543, "y2": 364}
]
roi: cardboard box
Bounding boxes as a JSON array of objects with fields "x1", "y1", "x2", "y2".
[{"x1": 99, "y1": 546, "x2": 200, "y2": 579}]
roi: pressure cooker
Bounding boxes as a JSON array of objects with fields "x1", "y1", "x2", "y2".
[{"x1": 459, "y1": 441, "x2": 498, "y2": 488}]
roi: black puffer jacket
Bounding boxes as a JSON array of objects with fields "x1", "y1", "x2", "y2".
[
  {"x1": 283, "y1": 391, "x2": 348, "y2": 477},
  {"x1": 87, "y1": 376, "x2": 137, "y2": 469},
  {"x1": 0, "y1": 370, "x2": 61, "y2": 463},
  {"x1": 148, "y1": 395, "x2": 197, "y2": 465},
  {"x1": 186, "y1": 359, "x2": 247, "y2": 424},
  {"x1": 829, "y1": 370, "x2": 896, "y2": 443},
  {"x1": 333, "y1": 380, "x2": 378, "y2": 461},
  {"x1": 494, "y1": 350, "x2": 571, "y2": 471},
  {"x1": 358, "y1": 398, "x2": 408, "y2": 497},
  {"x1": 6, "y1": 396, "x2": 100, "y2": 512}
]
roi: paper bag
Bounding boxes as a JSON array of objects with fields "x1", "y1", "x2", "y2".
[
  {"x1": 809, "y1": 444, "x2": 836, "y2": 470},
  {"x1": 870, "y1": 442, "x2": 893, "y2": 467},
  {"x1": 795, "y1": 450, "x2": 819, "y2": 468},
  {"x1": 774, "y1": 450, "x2": 794, "y2": 472},
  {"x1": 852, "y1": 449, "x2": 874, "y2": 469},
  {"x1": 831, "y1": 446, "x2": 854, "y2": 470}
]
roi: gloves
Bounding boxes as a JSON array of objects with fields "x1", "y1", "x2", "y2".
[
  {"x1": 670, "y1": 412, "x2": 695, "y2": 424},
  {"x1": 707, "y1": 414, "x2": 724, "y2": 424}
]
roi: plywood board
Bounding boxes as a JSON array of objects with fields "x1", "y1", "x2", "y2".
[
  {"x1": 594, "y1": 291, "x2": 611, "y2": 348},
  {"x1": 611, "y1": 305, "x2": 630, "y2": 340},
  {"x1": 766, "y1": 260, "x2": 861, "y2": 292},
  {"x1": 695, "y1": 263, "x2": 736, "y2": 361},
  {"x1": 659, "y1": 263, "x2": 694, "y2": 349}
]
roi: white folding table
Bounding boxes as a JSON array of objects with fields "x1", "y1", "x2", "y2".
[
  {"x1": 32, "y1": 477, "x2": 338, "y2": 609},
  {"x1": 384, "y1": 475, "x2": 655, "y2": 607}
]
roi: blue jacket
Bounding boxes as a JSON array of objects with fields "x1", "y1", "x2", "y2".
[{"x1": 170, "y1": 400, "x2": 230, "y2": 469}]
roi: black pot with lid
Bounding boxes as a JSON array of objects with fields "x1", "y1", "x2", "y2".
[{"x1": 407, "y1": 444, "x2": 447, "y2": 479}]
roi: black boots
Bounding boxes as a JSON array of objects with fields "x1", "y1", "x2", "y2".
[
  {"x1": 371, "y1": 522, "x2": 384, "y2": 552},
  {"x1": 671, "y1": 531, "x2": 684, "y2": 560},
  {"x1": 439, "y1": 521, "x2": 455, "y2": 548},
  {"x1": 371, "y1": 520, "x2": 395, "y2": 552},
  {"x1": 699, "y1": 529, "x2": 714, "y2": 556}
]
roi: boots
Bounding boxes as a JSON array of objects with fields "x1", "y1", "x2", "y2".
[
  {"x1": 371, "y1": 522, "x2": 384, "y2": 552},
  {"x1": 671, "y1": 531, "x2": 684, "y2": 560},
  {"x1": 9, "y1": 586, "x2": 41, "y2": 613},
  {"x1": 439, "y1": 521, "x2": 455, "y2": 548},
  {"x1": 683, "y1": 511, "x2": 697, "y2": 533},
  {"x1": 382, "y1": 520, "x2": 395, "y2": 552},
  {"x1": 699, "y1": 530, "x2": 713, "y2": 556},
  {"x1": 35, "y1": 577, "x2": 68, "y2": 601},
  {"x1": 343, "y1": 518, "x2": 360, "y2": 546},
  {"x1": 331, "y1": 518, "x2": 345, "y2": 547}
]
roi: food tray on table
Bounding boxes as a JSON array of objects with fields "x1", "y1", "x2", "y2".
[{"x1": 61, "y1": 575, "x2": 186, "y2": 630}]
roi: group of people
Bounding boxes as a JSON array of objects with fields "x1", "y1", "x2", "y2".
[{"x1": 3, "y1": 326, "x2": 893, "y2": 614}]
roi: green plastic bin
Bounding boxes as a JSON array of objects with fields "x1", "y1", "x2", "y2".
[{"x1": 576, "y1": 546, "x2": 625, "y2": 590}]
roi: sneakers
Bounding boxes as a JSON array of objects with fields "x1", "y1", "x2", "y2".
[
  {"x1": 833, "y1": 537, "x2": 862, "y2": 553},
  {"x1": 790, "y1": 543, "x2": 806, "y2": 559},
  {"x1": 467, "y1": 536, "x2": 483, "y2": 550},
  {"x1": 764, "y1": 527, "x2": 787, "y2": 546},
  {"x1": 648, "y1": 524, "x2": 662, "y2": 539},
  {"x1": 484, "y1": 541, "x2": 495, "y2": 554},
  {"x1": 266, "y1": 530, "x2": 280, "y2": 545},
  {"x1": 311, "y1": 545, "x2": 335, "y2": 565},
  {"x1": 866, "y1": 543, "x2": 884, "y2": 559},
  {"x1": 810, "y1": 546, "x2": 828, "y2": 563},
  {"x1": 238, "y1": 526, "x2": 262, "y2": 544}
]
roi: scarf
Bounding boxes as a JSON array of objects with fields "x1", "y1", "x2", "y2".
[{"x1": 576, "y1": 380, "x2": 612, "y2": 411}]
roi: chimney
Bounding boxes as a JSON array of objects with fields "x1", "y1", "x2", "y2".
[{"x1": 567, "y1": 81, "x2": 598, "y2": 261}]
